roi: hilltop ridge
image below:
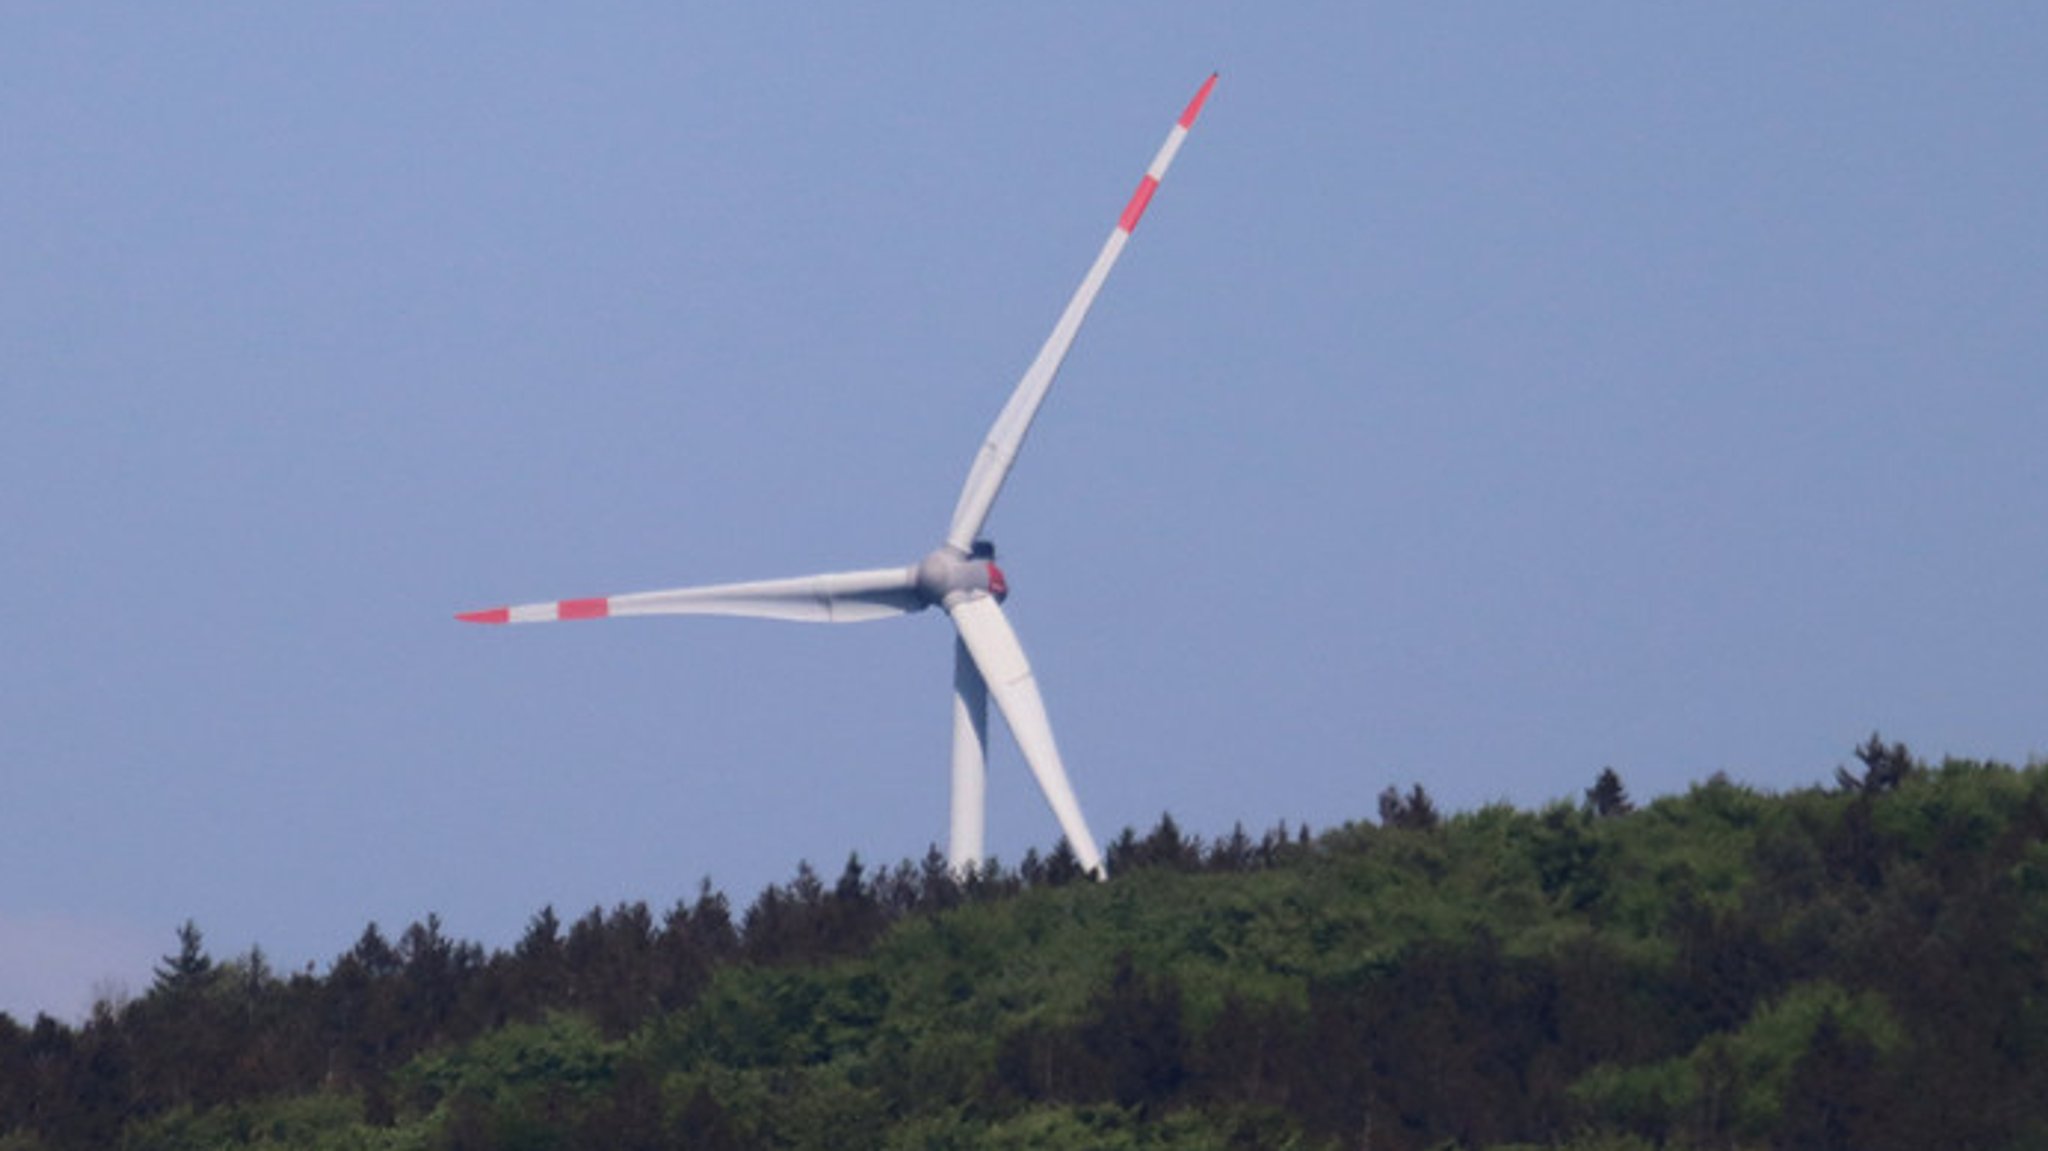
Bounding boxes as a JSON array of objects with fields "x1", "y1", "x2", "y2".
[{"x1": 5, "y1": 740, "x2": 2046, "y2": 1150}]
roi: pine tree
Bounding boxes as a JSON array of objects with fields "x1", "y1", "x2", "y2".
[
  {"x1": 1379, "y1": 783, "x2": 1440, "y2": 830},
  {"x1": 1586, "y1": 767, "x2": 1635, "y2": 817},
  {"x1": 1836, "y1": 732, "x2": 1917, "y2": 794},
  {"x1": 152, "y1": 920, "x2": 215, "y2": 999},
  {"x1": 1044, "y1": 839, "x2": 1086, "y2": 886}
]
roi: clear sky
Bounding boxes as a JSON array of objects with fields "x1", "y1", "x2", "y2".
[{"x1": 4, "y1": 6, "x2": 2044, "y2": 1021}]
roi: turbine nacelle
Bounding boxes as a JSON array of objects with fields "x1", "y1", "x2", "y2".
[{"x1": 915, "y1": 543, "x2": 1007, "y2": 609}]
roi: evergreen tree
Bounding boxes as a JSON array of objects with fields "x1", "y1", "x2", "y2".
[
  {"x1": 1378, "y1": 782, "x2": 1440, "y2": 830},
  {"x1": 152, "y1": 920, "x2": 215, "y2": 998},
  {"x1": 1207, "y1": 822, "x2": 1255, "y2": 871},
  {"x1": 1044, "y1": 838, "x2": 1086, "y2": 886},
  {"x1": 1133, "y1": 812, "x2": 1201, "y2": 871},
  {"x1": 915, "y1": 847, "x2": 961, "y2": 911},
  {"x1": 1017, "y1": 847, "x2": 1046, "y2": 887},
  {"x1": 510, "y1": 905, "x2": 569, "y2": 1009},
  {"x1": 516, "y1": 905, "x2": 562, "y2": 962},
  {"x1": 348, "y1": 922, "x2": 401, "y2": 978},
  {"x1": 1586, "y1": 767, "x2": 1635, "y2": 817},
  {"x1": 1835, "y1": 732, "x2": 1917, "y2": 793}
]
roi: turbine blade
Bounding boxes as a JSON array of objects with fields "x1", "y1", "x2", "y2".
[
  {"x1": 950, "y1": 637, "x2": 989, "y2": 874},
  {"x1": 946, "y1": 594, "x2": 1105, "y2": 877},
  {"x1": 945, "y1": 73, "x2": 1218, "y2": 553},
  {"x1": 457, "y1": 566, "x2": 924, "y2": 625}
]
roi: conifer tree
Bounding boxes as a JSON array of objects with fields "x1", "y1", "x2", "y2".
[
  {"x1": 1378, "y1": 783, "x2": 1440, "y2": 830},
  {"x1": 152, "y1": 920, "x2": 215, "y2": 998},
  {"x1": 1587, "y1": 767, "x2": 1635, "y2": 817},
  {"x1": 1836, "y1": 732, "x2": 1917, "y2": 794}
]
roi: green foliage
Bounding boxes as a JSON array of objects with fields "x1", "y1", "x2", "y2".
[
  {"x1": 152, "y1": 920, "x2": 216, "y2": 999},
  {"x1": 9, "y1": 752, "x2": 2048, "y2": 1151},
  {"x1": 886, "y1": 1103, "x2": 1303, "y2": 1151},
  {"x1": 637, "y1": 964, "x2": 888, "y2": 1071},
  {"x1": 1570, "y1": 981, "x2": 1900, "y2": 1142},
  {"x1": 1586, "y1": 767, "x2": 1635, "y2": 817},
  {"x1": 1379, "y1": 783, "x2": 1442, "y2": 830},
  {"x1": 1836, "y1": 732, "x2": 1919, "y2": 795},
  {"x1": 398, "y1": 1013, "x2": 618, "y2": 1110},
  {"x1": 117, "y1": 1093, "x2": 426, "y2": 1151}
]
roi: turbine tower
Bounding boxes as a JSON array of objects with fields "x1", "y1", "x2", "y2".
[{"x1": 461, "y1": 75, "x2": 1219, "y2": 878}]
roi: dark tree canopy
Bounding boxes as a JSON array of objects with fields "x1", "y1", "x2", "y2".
[
  {"x1": 1836, "y1": 732, "x2": 1919, "y2": 794},
  {"x1": 1587, "y1": 767, "x2": 1635, "y2": 817},
  {"x1": 7, "y1": 744, "x2": 2047, "y2": 1151},
  {"x1": 1379, "y1": 782, "x2": 1441, "y2": 830},
  {"x1": 152, "y1": 919, "x2": 215, "y2": 998}
]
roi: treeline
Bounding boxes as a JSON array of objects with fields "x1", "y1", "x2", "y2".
[
  {"x1": 5, "y1": 739, "x2": 2048, "y2": 1150},
  {"x1": 0, "y1": 820, "x2": 1309, "y2": 1149}
]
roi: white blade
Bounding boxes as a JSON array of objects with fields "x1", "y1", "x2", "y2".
[
  {"x1": 945, "y1": 594, "x2": 1105, "y2": 877},
  {"x1": 946, "y1": 73, "x2": 1218, "y2": 554},
  {"x1": 950, "y1": 637, "x2": 989, "y2": 873},
  {"x1": 457, "y1": 566, "x2": 923, "y2": 625}
]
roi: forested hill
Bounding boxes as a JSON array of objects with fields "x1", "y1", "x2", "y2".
[{"x1": 6, "y1": 742, "x2": 2048, "y2": 1151}]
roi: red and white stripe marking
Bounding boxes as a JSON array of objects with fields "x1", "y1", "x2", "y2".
[
  {"x1": 1117, "y1": 73, "x2": 1217, "y2": 236},
  {"x1": 942, "y1": 72, "x2": 1221, "y2": 553},
  {"x1": 457, "y1": 597, "x2": 610, "y2": 625}
]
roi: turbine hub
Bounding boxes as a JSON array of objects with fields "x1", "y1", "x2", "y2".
[{"x1": 916, "y1": 544, "x2": 1007, "y2": 608}]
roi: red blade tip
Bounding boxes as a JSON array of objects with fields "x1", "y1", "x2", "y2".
[
  {"x1": 457, "y1": 607, "x2": 511, "y2": 625},
  {"x1": 1179, "y1": 73, "x2": 1219, "y2": 129}
]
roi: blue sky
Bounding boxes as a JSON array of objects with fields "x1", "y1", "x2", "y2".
[{"x1": 4, "y1": 7, "x2": 2044, "y2": 1020}]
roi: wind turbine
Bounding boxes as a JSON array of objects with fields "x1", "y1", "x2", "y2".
[{"x1": 460, "y1": 74, "x2": 1219, "y2": 879}]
